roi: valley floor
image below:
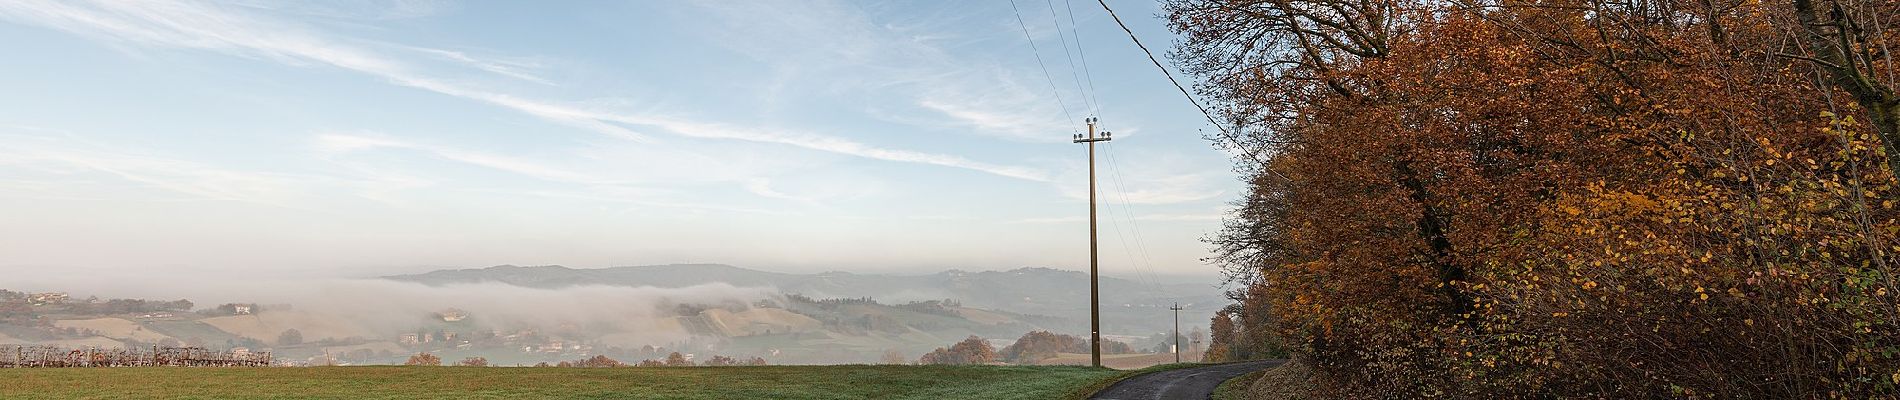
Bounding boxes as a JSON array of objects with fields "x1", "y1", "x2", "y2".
[{"x1": 0, "y1": 365, "x2": 1128, "y2": 400}]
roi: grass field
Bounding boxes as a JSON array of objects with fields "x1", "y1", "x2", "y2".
[
  {"x1": 0, "y1": 364, "x2": 1144, "y2": 400},
  {"x1": 1211, "y1": 369, "x2": 1266, "y2": 400}
]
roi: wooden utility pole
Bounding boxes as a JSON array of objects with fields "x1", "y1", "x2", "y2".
[
  {"x1": 1171, "y1": 303, "x2": 1183, "y2": 363},
  {"x1": 1073, "y1": 117, "x2": 1111, "y2": 367}
]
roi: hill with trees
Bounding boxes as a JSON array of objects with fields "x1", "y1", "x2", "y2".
[{"x1": 383, "y1": 264, "x2": 1215, "y2": 336}]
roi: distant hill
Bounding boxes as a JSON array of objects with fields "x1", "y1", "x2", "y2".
[{"x1": 382, "y1": 264, "x2": 1221, "y2": 336}]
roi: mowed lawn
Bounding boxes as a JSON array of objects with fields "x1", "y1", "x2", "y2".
[{"x1": 0, "y1": 365, "x2": 1133, "y2": 400}]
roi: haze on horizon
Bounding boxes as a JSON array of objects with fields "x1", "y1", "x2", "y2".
[{"x1": 0, "y1": 0, "x2": 1238, "y2": 283}]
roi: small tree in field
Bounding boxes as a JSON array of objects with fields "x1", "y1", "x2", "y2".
[
  {"x1": 880, "y1": 349, "x2": 908, "y2": 365},
  {"x1": 574, "y1": 355, "x2": 622, "y2": 368},
  {"x1": 457, "y1": 357, "x2": 488, "y2": 367},
  {"x1": 404, "y1": 352, "x2": 441, "y2": 366},
  {"x1": 664, "y1": 352, "x2": 692, "y2": 367},
  {"x1": 919, "y1": 336, "x2": 996, "y2": 365}
]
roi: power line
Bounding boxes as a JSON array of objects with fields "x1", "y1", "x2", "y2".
[
  {"x1": 1044, "y1": 0, "x2": 1097, "y2": 114},
  {"x1": 1063, "y1": 0, "x2": 1105, "y2": 116},
  {"x1": 1095, "y1": 0, "x2": 1286, "y2": 179},
  {"x1": 1098, "y1": 148, "x2": 1163, "y2": 292},
  {"x1": 1093, "y1": 0, "x2": 1228, "y2": 137},
  {"x1": 1103, "y1": 142, "x2": 1167, "y2": 292},
  {"x1": 1010, "y1": 0, "x2": 1079, "y2": 129}
]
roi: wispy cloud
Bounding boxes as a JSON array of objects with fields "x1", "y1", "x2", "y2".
[
  {"x1": 0, "y1": 134, "x2": 324, "y2": 208},
  {"x1": 403, "y1": 46, "x2": 553, "y2": 85},
  {"x1": 691, "y1": 1, "x2": 1085, "y2": 142},
  {"x1": 315, "y1": 133, "x2": 614, "y2": 185},
  {"x1": 0, "y1": 0, "x2": 1045, "y2": 181}
]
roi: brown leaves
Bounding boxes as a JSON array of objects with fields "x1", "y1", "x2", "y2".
[{"x1": 1177, "y1": 0, "x2": 1900, "y2": 397}]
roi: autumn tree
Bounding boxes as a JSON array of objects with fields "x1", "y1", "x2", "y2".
[
  {"x1": 918, "y1": 336, "x2": 996, "y2": 365},
  {"x1": 1203, "y1": 309, "x2": 1237, "y2": 362},
  {"x1": 403, "y1": 352, "x2": 440, "y2": 366},
  {"x1": 998, "y1": 331, "x2": 1083, "y2": 364},
  {"x1": 663, "y1": 352, "x2": 691, "y2": 367},
  {"x1": 1172, "y1": 0, "x2": 1900, "y2": 396}
]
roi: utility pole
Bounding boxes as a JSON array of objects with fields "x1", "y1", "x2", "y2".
[
  {"x1": 1073, "y1": 117, "x2": 1111, "y2": 367},
  {"x1": 1171, "y1": 303, "x2": 1183, "y2": 363}
]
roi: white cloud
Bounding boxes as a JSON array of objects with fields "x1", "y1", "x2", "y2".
[
  {"x1": 691, "y1": 1, "x2": 1086, "y2": 143},
  {"x1": 316, "y1": 133, "x2": 611, "y2": 184},
  {"x1": 403, "y1": 46, "x2": 554, "y2": 85},
  {"x1": 0, "y1": 0, "x2": 1046, "y2": 182},
  {"x1": 0, "y1": 134, "x2": 328, "y2": 208}
]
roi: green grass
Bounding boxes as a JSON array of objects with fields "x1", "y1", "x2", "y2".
[
  {"x1": 0, "y1": 365, "x2": 1136, "y2": 400},
  {"x1": 1211, "y1": 369, "x2": 1266, "y2": 400}
]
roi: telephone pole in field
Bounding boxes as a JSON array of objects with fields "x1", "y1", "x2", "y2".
[
  {"x1": 1073, "y1": 117, "x2": 1111, "y2": 368},
  {"x1": 1171, "y1": 303, "x2": 1184, "y2": 363}
]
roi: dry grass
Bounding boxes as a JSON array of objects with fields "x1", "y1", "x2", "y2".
[
  {"x1": 1244, "y1": 359, "x2": 1317, "y2": 400},
  {"x1": 52, "y1": 318, "x2": 172, "y2": 342}
]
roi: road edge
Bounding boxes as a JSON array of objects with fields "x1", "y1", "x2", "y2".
[{"x1": 1065, "y1": 363, "x2": 1211, "y2": 400}]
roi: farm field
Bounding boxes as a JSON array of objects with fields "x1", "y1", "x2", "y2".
[
  {"x1": 1037, "y1": 351, "x2": 1205, "y2": 370},
  {"x1": 0, "y1": 364, "x2": 1141, "y2": 400}
]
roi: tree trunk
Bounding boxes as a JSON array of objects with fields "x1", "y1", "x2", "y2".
[{"x1": 1790, "y1": 0, "x2": 1900, "y2": 177}]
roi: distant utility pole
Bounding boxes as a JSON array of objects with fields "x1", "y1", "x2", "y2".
[
  {"x1": 1073, "y1": 117, "x2": 1111, "y2": 368},
  {"x1": 1171, "y1": 303, "x2": 1184, "y2": 363}
]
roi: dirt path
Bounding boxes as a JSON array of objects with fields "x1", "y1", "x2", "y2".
[{"x1": 1090, "y1": 360, "x2": 1285, "y2": 400}]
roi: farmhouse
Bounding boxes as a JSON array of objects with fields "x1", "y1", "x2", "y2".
[
  {"x1": 435, "y1": 309, "x2": 467, "y2": 322},
  {"x1": 28, "y1": 292, "x2": 68, "y2": 305}
]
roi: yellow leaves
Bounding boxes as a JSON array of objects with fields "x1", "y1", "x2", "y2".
[{"x1": 1582, "y1": 281, "x2": 1599, "y2": 290}]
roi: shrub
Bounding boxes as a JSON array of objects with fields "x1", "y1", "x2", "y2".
[{"x1": 403, "y1": 353, "x2": 440, "y2": 366}]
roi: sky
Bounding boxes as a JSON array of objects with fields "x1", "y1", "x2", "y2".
[{"x1": 0, "y1": 0, "x2": 1242, "y2": 283}]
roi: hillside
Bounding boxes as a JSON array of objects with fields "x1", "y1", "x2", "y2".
[{"x1": 383, "y1": 264, "x2": 1218, "y2": 335}]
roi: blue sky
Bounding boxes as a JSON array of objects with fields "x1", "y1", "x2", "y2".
[{"x1": 0, "y1": 0, "x2": 1240, "y2": 282}]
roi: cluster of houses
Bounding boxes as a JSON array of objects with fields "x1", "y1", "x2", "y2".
[{"x1": 27, "y1": 292, "x2": 68, "y2": 306}]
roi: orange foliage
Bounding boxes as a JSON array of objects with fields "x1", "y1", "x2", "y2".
[
  {"x1": 918, "y1": 336, "x2": 997, "y2": 365},
  {"x1": 1176, "y1": 0, "x2": 1900, "y2": 397}
]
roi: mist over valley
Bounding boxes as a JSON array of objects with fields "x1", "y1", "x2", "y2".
[{"x1": 0, "y1": 264, "x2": 1216, "y2": 366}]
